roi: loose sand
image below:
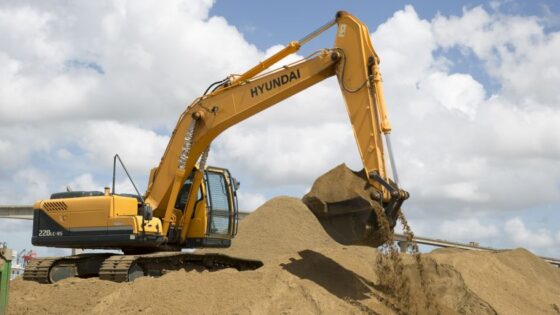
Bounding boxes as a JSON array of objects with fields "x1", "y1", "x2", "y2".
[{"x1": 7, "y1": 167, "x2": 560, "y2": 314}]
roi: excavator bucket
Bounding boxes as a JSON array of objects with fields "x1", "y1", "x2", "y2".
[{"x1": 302, "y1": 164, "x2": 398, "y2": 247}]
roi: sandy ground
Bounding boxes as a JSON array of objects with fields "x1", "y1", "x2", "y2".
[{"x1": 8, "y1": 195, "x2": 560, "y2": 314}]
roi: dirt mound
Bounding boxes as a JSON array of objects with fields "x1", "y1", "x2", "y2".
[
  {"x1": 302, "y1": 164, "x2": 393, "y2": 247},
  {"x1": 206, "y1": 196, "x2": 337, "y2": 262},
  {"x1": 429, "y1": 248, "x2": 560, "y2": 315},
  {"x1": 7, "y1": 171, "x2": 560, "y2": 314},
  {"x1": 11, "y1": 246, "x2": 558, "y2": 314}
]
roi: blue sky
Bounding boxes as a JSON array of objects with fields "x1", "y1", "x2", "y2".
[
  {"x1": 211, "y1": 1, "x2": 560, "y2": 47},
  {"x1": 212, "y1": 1, "x2": 489, "y2": 49},
  {"x1": 1, "y1": 0, "x2": 560, "y2": 258},
  {"x1": 211, "y1": 0, "x2": 558, "y2": 95}
]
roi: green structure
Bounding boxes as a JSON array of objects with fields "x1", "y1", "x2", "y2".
[{"x1": 0, "y1": 244, "x2": 12, "y2": 315}]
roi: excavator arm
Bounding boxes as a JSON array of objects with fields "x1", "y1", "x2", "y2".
[{"x1": 144, "y1": 11, "x2": 409, "y2": 242}]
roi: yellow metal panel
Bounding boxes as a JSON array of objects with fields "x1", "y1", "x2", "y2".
[
  {"x1": 38, "y1": 200, "x2": 67, "y2": 230},
  {"x1": 138, "y1": 216, "x2": 162, "y2": 234},
  {"x1": 66, "y1": 196, "x2": 112, "y2": 229},
  {"x1": 186, "y1": 200, "x2": 208, "y2": 238},
  {"x1": 112, "y1": 196, "x2": 138, "y2": 217},
  {"x1": 334, "y1": 12, "x2": 390, "y2": 195},
  {"x1": 107, "y1": 216, "x2": 138, "y2": 234},
  {"x1": 179, "y1": 169, "x2": 204, "y2": 240}
]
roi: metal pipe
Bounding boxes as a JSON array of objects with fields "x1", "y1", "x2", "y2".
[
  {"x1": 385, "y1": 134, "x2": 399, "y2": 185},
  {"x1": 231, "y1": 18, "x2": 336, "y2": 86},
  {"x1": 394, "y1": 233, "x2": 560, "y2": 267},
  {"x1": 112, "y1": 154, "x2": 144, "y2": 203},
  {"x1": 298, "y1": 19, "x2": 336, "y2": 46}
]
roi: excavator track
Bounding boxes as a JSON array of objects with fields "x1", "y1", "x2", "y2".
[
  {"x1": 99, "y1": 252, "x2": 264, "y2": 282},
  {"x1": 23, "y1": 253, "x2": 115, "y2": 284},
  {"x1": 24, "y1": 252, "x2": 263, "y2": 283},
  {"x1": 99, "y1": 255, "x2": 138, "y2": 282},
  {"x1": 23, "y1": 257, "x2": 58, "y2": 284}
]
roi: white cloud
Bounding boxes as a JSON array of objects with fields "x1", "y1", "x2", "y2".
[
  {"x1": 0, "y1": 168, "x2": 50, "y2": 204},
  {"x1": 0, "y1": 1, "x2": 559, "y2": 258},
  {"x1": 55, "y1": 148, "x2": 74, "y2": 160},
  {"x1": 68, "y1": 173, "x2": 99, "y2": 191},
  {"x1": 440, "y1": 181, "x2": 489, "y2": 202},
  {"x1": 14, "y1": 168, "x2": 50, "y2": 200},
  {"x1": 439, "y1": 218, "x2": 499, "y2": 241},
  {"x1": 504, "y1": 217, "x2": 556, "y2": 249},
  {"x1": 432, "y1": 5, "x2": 560, "y2": 107},
  {"x1": 419, "y1": 71, "x2": 485, "y2": 120},
  {"x1": 113, "y1": 178, "x2": 139, "y2": 195},
  {"x1": 0, "y1": 0, "x2": 262, "y2": 126},
  {"x1": 79, "y1": 121, "x2": 169, "y2": 173},
  {"x1": 373, "y1": 5, "x2": 436, "y2": 85},
  {"x1": 236, "y1": 192, "x2": 266, "y2": 212},
  {"x1": 370, "y1": 5, "x2": 560, "y2": 219},
  {"x1": 0, "y1": 125, "x2": 54, "y2": 174},
  {"x1": 212, "y1": 122, "x2": 361, "y2": 186}
]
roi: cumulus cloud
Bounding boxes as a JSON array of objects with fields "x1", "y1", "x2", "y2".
[
  {"x1": 212, "y1": 122, "x2": 361, "y2": 187},
  {"x1": 504, "y1": 217, "x2": 557, "y2": 249},
  {"x1": 67, "y1": 171, "x2": 144, "y2": 195},
  {"x1": 369, "y1": 5, "x2": 560, "y2": 256},
  {"x1": 371, "y1": 5, "x2": 560, "y2": 220},
  {"x1": 236, "y1": 192, "x2": 267, "y2": 212},
  {"x1": 0, "y1": 1, "x2": 559, "y2": 257},
  {"x1": 79, "y1": 121, "x2": 169, "y2": 172},
  {"x1": 67, "y1": 174, "x2": 99, "y2": 191},
  {"x1": 0, "y1": 0, "x2": 262, "y2": 125},
  {"x1": 439, "y1": 218, "x2": 499, "y2": 241},
  {"x1": 432, "y1": 6, "x2": 560, "y2": 107},
  {"x1": 0, "y1": 168, "x2": 50, "y2": 204}
]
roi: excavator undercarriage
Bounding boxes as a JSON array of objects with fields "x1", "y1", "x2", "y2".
[{"x1": 24, "y1": 252, "x2": 263, "y2": 283}]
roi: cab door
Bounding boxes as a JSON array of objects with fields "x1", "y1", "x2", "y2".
[{"x1": 204, "y1": 167, "x2": 239, "y2": 238}]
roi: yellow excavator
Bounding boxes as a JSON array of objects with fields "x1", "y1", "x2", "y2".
[{"x1": 24, "y1": 11, "x2": 408, "y2": 283}]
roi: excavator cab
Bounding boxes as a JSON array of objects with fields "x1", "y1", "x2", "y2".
[{"x1": 175, "y1": 166, "x2": 239, "y2": 248}]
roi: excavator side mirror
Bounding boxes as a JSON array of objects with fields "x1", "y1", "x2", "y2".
[{"x1": 232, "y1": 178, "x2": 240, "y2": 191}]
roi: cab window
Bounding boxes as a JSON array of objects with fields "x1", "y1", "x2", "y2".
[{"x1": 205, "y1": 171, "x2": 231, "y2": 235}]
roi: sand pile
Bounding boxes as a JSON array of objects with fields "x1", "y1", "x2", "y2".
[
  {"x1": 205, "y1": 197, "x2": 338, "y2": 262},
  {"x1": 7, "y1": 166, "x2": 560, "y2": 314},
  {"x1": 430, "y1": 248, "x2": 560, "y2": 315}
]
